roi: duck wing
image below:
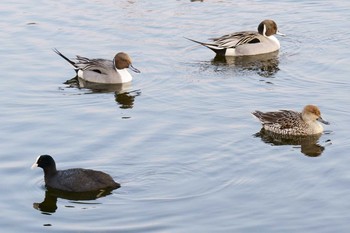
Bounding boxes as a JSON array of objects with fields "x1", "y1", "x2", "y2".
[
  {"x1": 253, "y1": 110, "x2": 301, "y2": 129},
  {"x1": 75, "y1": 56, "x2": 114, "y2": 75},
  {"x1": 210, "y1": 31, "x2": 261, "y2": 48}
]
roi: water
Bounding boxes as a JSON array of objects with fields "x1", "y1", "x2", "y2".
[{"x1": 1, "y1": 0, "x2": 350, "y2": 232}]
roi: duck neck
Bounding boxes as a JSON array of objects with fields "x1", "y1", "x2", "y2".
[
  {"x1": 116, "y1": 68, "x2": 133, "y2": 83},
  {"x1": 268, "y1": 35, "x2": 280, "y2": 48}
]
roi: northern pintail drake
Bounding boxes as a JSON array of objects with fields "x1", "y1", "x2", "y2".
[
  {"x1": 186, "y1": 19, "x2": 284, "y2": 57},
  {"x1": 252, "y1": 105, "x2": 329, "y2": 136},
  {"x1": 53, "y1": 48, "x2": 140, "y2": 84}
]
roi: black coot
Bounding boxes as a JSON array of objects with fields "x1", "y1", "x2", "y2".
[{"x1": 32, "y1": 155, "x2": 120, "y2": 192}]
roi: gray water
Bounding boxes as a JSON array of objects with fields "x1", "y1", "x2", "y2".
[{"x1": 1, "y1": 0, "x2": 350, "y2": 232}]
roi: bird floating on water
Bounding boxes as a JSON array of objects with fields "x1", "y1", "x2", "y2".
[
  {"x1": 252, "y1": 105, "x2": 329, "y2": 136},
  {"x1": 32, "y1": 155, "x2": 120, "y2": 192},
  {"x1": 54, "y1": 48, "x2": 140, "y2": 84},
  {"x1": 186, "y1": 19, "x2": 285, "y2": 57}
]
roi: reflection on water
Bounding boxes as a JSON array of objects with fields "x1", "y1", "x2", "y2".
[
  {"x1": 254, "y1": 128, "x2": 327, "y2": 157},
  {"x1": 33, "y1": 187, "x2": 115, "y2": 214},
  {"x1": 211, "y1": 51, "x2": 280, "y2": 77},
  {"x1": 33, "y1": 191, "x2": 57, "y2": 214},
  {"x1": 115, "y1": 90, "x2": 141, "y2": 109},
  {"x1": 65, "y1": 77, "x2": 132, "y2": 93},
  {"x1": 64, "y1": 77, "x2": 140, "y2": 109}
]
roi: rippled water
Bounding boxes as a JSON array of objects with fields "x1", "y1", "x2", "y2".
[{"x1": 1, "y1": 0, "x2": 350, "y2": 232}]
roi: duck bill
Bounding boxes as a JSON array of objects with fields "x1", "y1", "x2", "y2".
[
  {"x1": 276, "y1": 31, "x2": 286, "y2": 36},
  {"x1": 318, "y1": 117, "x2": 330, "y2": 125},
  {"x1": 129, "y1": 64, "x2": 141, "y2": 73}
]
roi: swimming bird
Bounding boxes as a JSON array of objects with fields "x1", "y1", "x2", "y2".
[
  {"x1": 53, "y1": 48, "x2": 140, "y2": 84},
  {"x1": 186, "y1": 19, "x2": 284, "y2": 56},
  {"x1": 32, "y1": 155, "x2": 120, "y2": 192},
  {"x1": 252, "y1": 105, "x2": 329, "y2": 136}
]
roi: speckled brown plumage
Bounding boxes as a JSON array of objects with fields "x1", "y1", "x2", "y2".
[{"x1": 252, "y1": 105, "x2": 329, "y2": 136}]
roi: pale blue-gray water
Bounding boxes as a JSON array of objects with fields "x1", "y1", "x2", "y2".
[{"x1": 1, "y1": 0, "x2": 350, "y2": 232}]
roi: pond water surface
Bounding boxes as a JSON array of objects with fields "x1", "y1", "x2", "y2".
[{"x1": 1, "y1": 0, "x2": 350, "y2": 232}]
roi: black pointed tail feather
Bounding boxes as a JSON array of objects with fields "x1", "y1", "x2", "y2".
[
  {"x1": 184, "y1": 37, "x2": 209, "y2": 46},
  {"x1": 53, "y1": 48, "x2": 77, "y2": 68},
  {"x1": 184, "y1": 37, "x2": 226, "y2": 56}
]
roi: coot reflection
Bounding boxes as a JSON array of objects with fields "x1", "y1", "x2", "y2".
[{"x1": 33, "y1": 188, "x2": 113, "y2": 214}]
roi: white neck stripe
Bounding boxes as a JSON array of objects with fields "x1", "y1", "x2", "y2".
[{"x1": 263, "y1": 24, "x2": 267, "y2": 36}]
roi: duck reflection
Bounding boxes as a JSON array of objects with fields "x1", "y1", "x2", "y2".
[
  {"x1": 211, "y1": 51, "x2": 280, "y2": 77},
  {"x1": 254, "y1": 128, "x2": 326, "y2": 157},
  {"x1": 64, "y1": 77, "x2": 140, "y2": 109},
  {"x1": 114, "y1": 89, "x2": 141, "y2": 109},
  {"x1": 33, "y1": 187, "x2": 115, "y2": 214},
  {"x1": 65, "y1": 77, "x2": 131, "y2": 92}
]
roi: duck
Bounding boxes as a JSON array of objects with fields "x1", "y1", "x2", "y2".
[
  {"x1": 32, "y1": 155, "x2": 120, "y2": 192},
  {"x1": 252, "y1": 105, "x2": 329, "y2": 136},
  {"x1": 186, "y1": 19, "x2": 284, "y2": 56},
  {"x1": 53, "y1": 48, "x2": 140, "y2": 84}
]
